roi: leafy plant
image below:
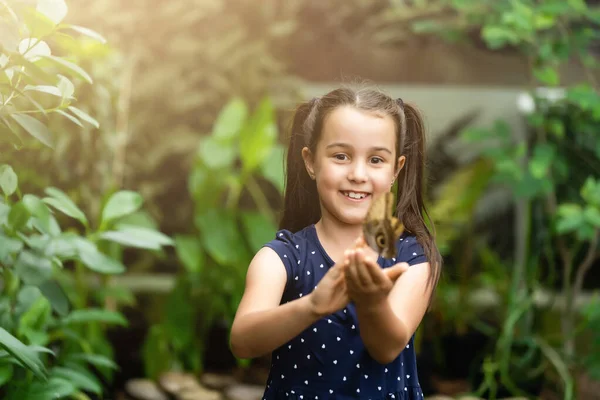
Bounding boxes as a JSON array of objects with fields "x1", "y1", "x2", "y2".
[
  {"x1": 0, "y1": 1, "x2": 173, "y2": 397},
  {"x1": 386, "y1": 0, "x2": 600, "y2": 398},
  {"x1": 142, "y1": 96, "x2": 284, "y2": 377}
]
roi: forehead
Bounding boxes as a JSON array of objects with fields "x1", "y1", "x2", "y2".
[{"x1": 319, "y1": 105, "x2": 396, "y2": 150}]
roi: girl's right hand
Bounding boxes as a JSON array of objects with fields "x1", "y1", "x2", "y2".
[{"x1": 308, "y1": 263, "x2": 350, "y2": 317}]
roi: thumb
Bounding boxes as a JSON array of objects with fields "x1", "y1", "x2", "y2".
[{"x1": 384, "y1": 263, "x2": 409, "y2": 282}]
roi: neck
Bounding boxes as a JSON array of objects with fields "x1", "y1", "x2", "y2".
[{"x1": 314, "y1": 210, "x2": 365, "y2": 264}]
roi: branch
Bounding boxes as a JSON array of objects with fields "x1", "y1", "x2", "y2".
[{"x1": 572, "y1": 229, "x2": 600, "y2": 305}]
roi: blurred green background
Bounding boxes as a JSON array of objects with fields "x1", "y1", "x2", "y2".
[{"x1": 1, "y1": 0, "x2": 599, "y2": 399}]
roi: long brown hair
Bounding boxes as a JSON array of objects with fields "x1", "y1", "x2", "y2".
[{"x1": 279, "y1": 86, "x2": 442, "y2": 295}]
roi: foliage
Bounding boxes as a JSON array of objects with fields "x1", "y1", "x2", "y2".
[
  {"x1": 390, "y1": 0, "x2": 600, "y2": 398},
  {"x1": 142, "y1": 96, "x2": 284, "y2": 377},
  {"x1": 3, "y1": 0, "x2": 305, "y2": 235},
  {"x1": 0, "y1": 1, "x2": 172, "y2": 397}
]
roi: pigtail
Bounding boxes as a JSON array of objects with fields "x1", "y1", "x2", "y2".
[
  {"x1": 395, "y1": 100, "x2": 442, "y2": 295},
  {"x1": 279, "y1": 98, "x2": 321, "y2": 232}
]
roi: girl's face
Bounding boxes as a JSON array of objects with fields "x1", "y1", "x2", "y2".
[{"x1": 302, "y1": 105, "x2": 405, "y2": 227}]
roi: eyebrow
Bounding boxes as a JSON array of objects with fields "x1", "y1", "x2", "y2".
[{"x1": 325, "y1": 142, "x2": 393, "y2": 154}]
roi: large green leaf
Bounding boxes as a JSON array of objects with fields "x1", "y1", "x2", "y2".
[
  {"x1": 67, "y1": 106, "x2": 99, "y2": 128},
  {"x1": 174, "y1": 234, "x2": 204, "y2": 274},
  {"x1": 51, "y1": 367, "x2": 102, "y2": 394},
  {"x1": 239, "y1": 97, "x2": 277, "y2": 172},
  {"x1": 0, "y1": 327, "x2": 47, "y2": 380},
  {"x1": 62, "y1": 309, "x2": 128, "y2": 327},
  {"x1": 195, "y1": 210, "x2": 249, "y2": 266},
  {"x1": 198, "y1": 136, "x2": 237, "y2": 170},
  {"x1": 260, "y1": 144, "x2": 286, "y2": 193},
  {"x1": 556, "y1": 203, "x2": 584, "y2": 233},
  {"x1": 0, "y1": 165, "x2": 18, "y2": 197},
  {"x1": 23, "y1": 194, "x2": 56, "y2": 235},
  {"x1": 39, "y1": 280, "x2": 69, "y2": 317},
  {"x1": 65, "y1": 353, "x2": 118, "y2": 370},
  {"x1": 99, "y1": 225, "x2": 173, "y2": 250},
  {"x1": 212, "y1": 97, "x2": 248, "y2": 141},
  {"x1": 43, "y1": 187, "x2": 88, "y2": 227},
  {"x1": 7, "y1": 201, "x2": 30, "y2": 231},
  {"x1": 100, "y1": 191, "x2": 143, "y2": 228},
  {"x1": 15, "y1": 251, "x2": 52, "y2": 286},
  {"x1": 75, "y1": 238, "x2": 125, "y2": 274},
  {"x1": 10, "y1": 114, "x2": 53, "y2": 148},
  {"x1": 240, "y1": 211, "x2": 277, "y2": 253},
  {"x1": 42, "y1": 55, "x2": 93, "y2": 84},
  {"x1": 59, "y1": 24, "x2": 107, "y2": 43}
]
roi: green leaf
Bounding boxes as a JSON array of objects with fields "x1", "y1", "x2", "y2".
[
  {"x1": 10, "y1": 114, "x2": 53, "y2": 148},
  {"x1": 23, "y1": 85, "x2": 63, "y2": 97},
  {"x1": 0, "y1": 164, "x2": 18, "y2": 196},
  {"x1": 174, "y1": 234, "x2": 204, "y2": 274},
  {"x1": 55, "y1": 109, "x2": 83, "y2": 127},
  {"x1": 100, "y1": 191, "x2": 143, "y2": 228},
  {"x1": 51, "y1": 367, "x2": 101, "y2": 394},
  {"x1": 42, "y1": 55, "x2": 93, "y2": 84},
  {"x1": 0, "y1": 327, "x2": 47, "y2": 380},
  {"x1": 534, "y1": 66, "x2": 560, "y2": 86},
  {"x1": 99, "y1": 226, "x2": 173, "y2": 250},
  {"x1": 212, "y1": 97, "x2": 248, "y2": 141},
  {"x1": 17, "y1": 377, "x2": 76, "y2": 400},
  {"x1": 65, "y1": 353, "x2": 118, "y2": 370},
  {"x1": 581, "y1": 177, "x2": 600, "y2": 207},
  {"x1": 195, "y1": 210, "x2": 249, "y2": 266},
  {"x1": 60, "y1": 24, "x2": 107, "y2": 43},
  {"x1": 39, "y1": 280, "x2": 69, "y2": 317},
  {"x1": 75, "y1": 238, "x2": 125, "y2": 274},
  {"x1": 23, "y1": 194, "x2": 54, "y2": 235},
  {"x1": 67, "y1": 106, "x2": 99, "y2": 129},
  {"x1": 240, "y1": 211, "x2": 277, "y2": 253},
  {"x1": 15, "y1": 251, "x2": 53, "y2": 286},
  {"x1": 260, "y1": 145, "x2": 285, "y2": 193},
  {"x1": 62, "y1": 309, "x2": 127, "y2": 327},
  {"x1": 239, "y1": 97, "x2": 277, "y2": 172},
  {"x1": 481, "y1": 25, "x2": 520, "y2": 49},
  {"x1": 568, "y1": 0, "x2": 588, "y2": 12},
  {"x1": 529, "y1": 144, "x2": 555, "y2": 179},
  {"x1": 0, "y1": 236, "x2": 23, "y2": 259},
  {"x1": 198, "y1": 136, "x2": 237, "y2": 170},
  {"x1": 7, "y1": 201, "x2": 30, "y2": 231},
  {"x1": 583, "y1": 206, "x2": 600, "y2": 228},
  {"x1": 43, "y1": 187, "x2": 88, "y2": 227},
  {"x1": 0, "y1": 363, "x2": 13, "y2": 386},
  {"x1": 556, "y1": 204, "x2": 584, "y2": 233}
]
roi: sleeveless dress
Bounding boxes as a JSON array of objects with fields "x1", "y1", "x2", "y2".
[{"x1": 260, "y1": 224, "x2": 427, "y2": 400}]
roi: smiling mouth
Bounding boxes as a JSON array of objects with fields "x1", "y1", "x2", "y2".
[{"x1": 341, "y1": 191, "x2": 370, "y2": 200}]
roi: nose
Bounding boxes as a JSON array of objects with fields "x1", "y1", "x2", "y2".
[{"x1": 348, "y1": 160, "x2": 368, "y2": 183}]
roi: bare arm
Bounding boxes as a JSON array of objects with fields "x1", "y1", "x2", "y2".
[
  {"x1": 355, "y1": 262, "x2": 432, "y2": 364},
  {"x1": 229, "y1": 247, "x2": 322, "y2": 359}
]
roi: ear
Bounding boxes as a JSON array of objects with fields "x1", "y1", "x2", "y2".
[
  {"x1": 302, "y1": 147, "x2": 316, "y2": 180},
  {"x1": 392, "y1": 155, "x2": 406, "y2": 183}
]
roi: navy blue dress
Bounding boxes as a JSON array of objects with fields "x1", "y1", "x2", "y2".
[{"x1": 260, "y1": 224, "x2": 427, "y2": 400}]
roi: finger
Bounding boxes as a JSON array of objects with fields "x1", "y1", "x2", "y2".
[
  {"x1": 345, "y1": 251, "x2": 362, "y2": 293},
  {"x1": 384, "y1": 262, "x2": 409, "y2": 282},
  {"x1": 354, "y1": 248, "x2": 374, "y2": 287},
  {"x1": 363, "y1": 255, "x2": 386, "y2": 285}
]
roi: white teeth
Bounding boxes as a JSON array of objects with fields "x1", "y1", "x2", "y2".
[{"x1": 345, "y1": 191, "x2": 367, "y2": 199}]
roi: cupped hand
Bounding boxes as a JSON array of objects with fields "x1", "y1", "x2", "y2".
[{"x1": 343, "y1": 239, "x2": 408, "y2": 310}]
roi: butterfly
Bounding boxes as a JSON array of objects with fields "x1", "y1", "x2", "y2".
[{"x1": 362, "y1": 192, "x2": 404, "y2": 259}]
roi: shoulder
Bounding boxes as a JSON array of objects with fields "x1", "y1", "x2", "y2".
[
  {"x1": 395, "y1": 233, "x2": 427, "y2": 266},
  {"x1": 261, "y1": 226, "x2": 313, "y2": 280}
]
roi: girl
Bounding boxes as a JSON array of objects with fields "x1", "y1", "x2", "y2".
[{"x1": 230, "y1": 86, "x2": 442, "y2": 399}]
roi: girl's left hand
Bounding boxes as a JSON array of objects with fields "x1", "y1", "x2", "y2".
[{"x1": 343, "y1": 238, "x2": 408, "y2": 310}]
